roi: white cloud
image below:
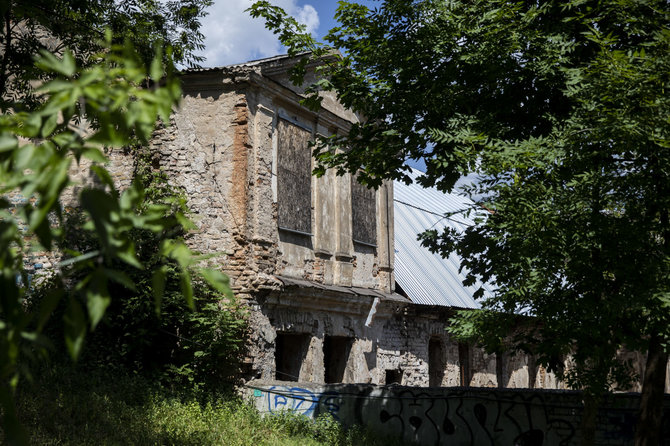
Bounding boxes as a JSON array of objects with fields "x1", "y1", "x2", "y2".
[
  {"x1": 196, "y1": 0, "x2": 319, "y2": 67},
  {"x1": 294, "y1": 4, "x2": 319, "y2": 35}
]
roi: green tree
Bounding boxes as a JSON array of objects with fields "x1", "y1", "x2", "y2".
[
  {"x1": 249, "y1": 0, "x2": 669, "y2": 444},
  {"x1": 0, "y1": 2, "x2": 239, "y2": 444},
  {"x1": 0, "y1": 38, "x2": 231, "y2": 445},
  {"x1": 0, "y1": 0, "x2": 212, "y2": 110}
]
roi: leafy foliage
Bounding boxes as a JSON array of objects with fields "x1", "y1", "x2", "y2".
[
  {"x1": 0, "y1": 0, "x2": 212, "y2": 110},
  {"x1": 0, "y1": 34, "x2": 233, "y2": 446},
  {"x1": 250, "y1": 0, "x2": 669, "y2": 442},
  {"x1": 35, "y1": 263, "x2": 247, "y2": 391},
  {"x1": 12, "y1": 364, "x2": 402, "y2": 446},
  {"x1": 30, "y1": 152, "x2": 246, "y2": 391}
]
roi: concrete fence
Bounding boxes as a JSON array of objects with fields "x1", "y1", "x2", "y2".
[{"x1": 246, "y1": 381, "x2": 670, "y2": 445}]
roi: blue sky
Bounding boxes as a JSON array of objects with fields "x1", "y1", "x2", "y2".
[{"x1": 195, "y1": 1, "x2": 380, "y2": 67}]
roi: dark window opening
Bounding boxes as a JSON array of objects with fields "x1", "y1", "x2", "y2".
[
  {"x1": 429, "y1": 337, "x2": 445, "y2": 387},
  {"x1": 527, "y1": 356, "x2": 537, "y2": 389},
  {"x1": 275, "y1": 332, "x2": 310, "y2": 381},
  {"x1": 323, "y1": 336, "x2": 353, "y2": 383},
  {"x1": 496, "y1": 352, "x2": 505, "y2": 388},
  {"x1": 351, "y1": 174, "x2": 376, "y2": 246},
  {"x1": 277, "y1": 118, "x2": 312, "y2": 234},
  {"x1": 458, "y1": 343, "x2": 472, "y2": 387},
  {"x1": 385, "y1": 369, "x2": 403, "y2": 385}
]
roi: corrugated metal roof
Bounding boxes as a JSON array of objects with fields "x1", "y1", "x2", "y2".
[{"x1": 393, "y1": 169, "x2": 495, "y2": 308}]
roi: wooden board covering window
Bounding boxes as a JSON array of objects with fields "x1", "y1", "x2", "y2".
[
  {"x1": 351, "y1": 174, "x2": 376, "y2": 245},
  {"x1": 277, "y1": 118, "x2": 312, "y2": 233}
]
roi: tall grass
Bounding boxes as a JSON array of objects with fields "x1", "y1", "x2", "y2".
[{"x1": 11, "y1": 364, "x2": 405, "y2": 446}]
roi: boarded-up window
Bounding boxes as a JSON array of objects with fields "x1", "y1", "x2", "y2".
[
  {"x1": 351, "y1": 175, "x2": 376, "y2": 245},
  {"x1": 277, "y1": 118, "x2": 311, "y2": 233}
]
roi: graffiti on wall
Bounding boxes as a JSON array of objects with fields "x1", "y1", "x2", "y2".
[
  {"x1": 266, "y1": 386, "x2": 318, "y2": 416},
  {"x1": 254, "y1": 384, "x2": 670, "y2": 446}
]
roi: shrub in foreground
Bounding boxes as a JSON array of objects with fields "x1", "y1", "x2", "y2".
[{"x1": 10, "y1": 365, "x2": 407, "y2": 446}]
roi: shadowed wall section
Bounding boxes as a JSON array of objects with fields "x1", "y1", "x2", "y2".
[{"x1": 248, "y1": 382, "x2": 670, "y2": 446}]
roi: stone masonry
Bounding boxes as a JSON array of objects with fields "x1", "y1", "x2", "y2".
[{"x1": 142, "y1": 54, "x2": 567, "y2": 389}]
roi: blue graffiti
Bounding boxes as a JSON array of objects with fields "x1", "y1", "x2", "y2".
[{"x1": 267, "y1": 386, "x2": 318, "y2": 416}]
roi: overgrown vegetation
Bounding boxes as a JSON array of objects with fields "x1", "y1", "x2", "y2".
[
  {"x1": 0, "y1": 0, "x2": 213, "y2": 111},
  {"x1": 12, "y1": 365, "x2": 404, "y2": 446},
  {"x1": 32, "y1": 261, "x2": 247, "y2": 392},
  {"x1": 26, "y1": 151, "x2": 247, "y2": 392},
  {"x1": 0, "y1": 35, "x2": 235, "y2": 442},
  {"x1": 0, "y1": 1, "x2": 250, "y2": 443}
]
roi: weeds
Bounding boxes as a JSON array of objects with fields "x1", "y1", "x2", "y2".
[{"x1": 10, "y1": 364, "x2": 405, "y2": 445}]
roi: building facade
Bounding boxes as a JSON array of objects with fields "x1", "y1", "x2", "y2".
[{"x1": 128, "y1": 53, "x2": 578, "y2": 390}]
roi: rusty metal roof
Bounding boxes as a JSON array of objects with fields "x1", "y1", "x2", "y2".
[{"x1": 393, "y1": 169, "x2": 495, "y2": 308}]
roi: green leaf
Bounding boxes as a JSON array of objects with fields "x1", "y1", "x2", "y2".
[
  {"x1": 64, "y1": 298, "x2": 87, "y2": 360},
  {"x1": 0, "y1": 134, "x2": 18, "y2": 152},
  {"x1": 162, "y1": 240, "x2": 193, "y2": 268},
  {"x1": 103, "y1": 268, "x2": 136, "y2": 291},
  {"x1": 152, "y1": 265, "x2": 168, "y2": 315},
  {"x1": 41, "y1": 113, "x2": 59, "y2": 138},
  {"x1": 23, "y1": 112, "x2": 42, "y2": 138},
  {"x1": 86, "y1": 269, "x2": 112, "y2": 329},
  {"x1": 180, "y1": 270, "x2": 194, "y2": 310},
  {"x1": 90, "y1": 165, "x2": 116, "y2": 190},
  {"x1": 35, "y1": 50, "x2": 75, "y2": 76},
  {"x1": 117, "y1": 247, "x2": 143, "y2": 270},
  {"x1": 150, "y1": 52, "x2": 163, "y2": 82},
  {"x1": 58, "y1": 50, "x2": 77, "y2": 76},
  {"x1": 82, "y1": 148, "x2": 108, "y2": 164},
  {"x1": 175, "y1": 212, "x2": 196, "y2": 231},
  {"x1": 200, "y1": 268, "x2": 234, "y2": 299}
]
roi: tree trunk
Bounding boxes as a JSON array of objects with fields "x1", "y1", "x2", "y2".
[
  {"x1": 580, "y1": 392, "x2": 599, "y2": 446},
  {"x1": 634, "y1": 334, "x2": 668, "y2": 446},
  {"x1": 0, "y1": 4, "x2": 12, "y2": 105}
]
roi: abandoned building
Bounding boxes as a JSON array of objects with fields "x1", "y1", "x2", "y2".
[
  {"x1": 122, "y1": 53, "x2": 585, "y2": 390},
  {"x1": 63, "y1": 51, "x2": 661, "y2": 394}
]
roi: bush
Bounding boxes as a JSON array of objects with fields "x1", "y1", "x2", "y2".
[
  {"x1": 27, "y1": 152, "x2": 247, "y2": 391},
  {"x1": 12, "y1": 365, "x2": 408, "y2": 446}
]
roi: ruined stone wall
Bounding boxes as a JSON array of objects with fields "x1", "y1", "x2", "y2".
[
  {"x1": 150, "y1": 83, "x2": 247, "y2": 279},
  {"x1": 251, "y1": 296, "x2": 565, "y2": 390},
  {"x1": 119, "y1": 65, "x2": 569, "y2": 390},
  {"x1": 132, "y1": 66, "x2": 395, "y2": 382},
  {"x1": 158, "y1": 66, "x2": 394, "y2": 294}
]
